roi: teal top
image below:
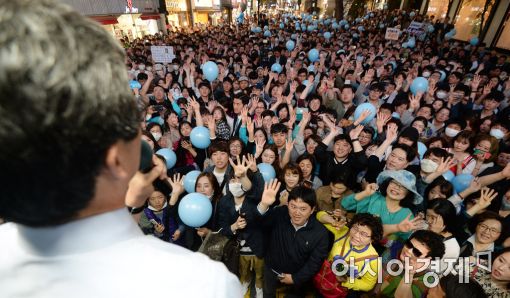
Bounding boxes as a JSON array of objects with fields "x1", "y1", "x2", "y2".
[{"x1": 341, "y1": 192, "x2": 413, "y2": 240}]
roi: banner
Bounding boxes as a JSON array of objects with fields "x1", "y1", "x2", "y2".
[
  {"x1": 385, "y1": 28, "x2": 400, "y2": 40},
  {"x1": 407, "y1": 21, "x2": 424, "y2": 35},
  {"x1": 151, "y1": 46, "x2": 175, "y2": 64}
]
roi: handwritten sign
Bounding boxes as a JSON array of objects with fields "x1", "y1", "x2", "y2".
[
  {"x1": 407, "y1": 21, "x2": 424, "y2": 35},
  {"x1": 151, "y1": 46, "x2": 175, "y2": 63},
  {"x1": 385, "y1": 28, "x2": 400, "y2": 40}
]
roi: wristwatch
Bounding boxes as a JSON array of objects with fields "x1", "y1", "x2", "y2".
[{"x1": 127, "y1": 205, "x2": 145, "y2": 214}]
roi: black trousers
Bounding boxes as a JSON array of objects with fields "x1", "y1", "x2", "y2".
[{"x1": 263, "y1": 265, "x2": 307, "y2": 298}]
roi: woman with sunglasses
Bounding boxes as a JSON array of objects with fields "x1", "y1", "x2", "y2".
[{"x1": 314, "y1": 213, "x2": 383, "y2": 297}]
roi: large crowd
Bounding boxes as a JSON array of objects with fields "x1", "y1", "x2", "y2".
[
  {"x1": 2, "y1": 1, "x2": 510, "y2": 297},
  {"x1": 125, "y1": 7, "x2": 510, "y2": 298}
]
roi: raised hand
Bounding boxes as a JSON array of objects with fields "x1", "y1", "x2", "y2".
[
  {"x1": 168, "y1": 173, "x2": 185, "y2": 196},
  {"x1": 385, "y1": 123, "x2": 398, "y2": 142},
  {"x1": 207, "y1": 116, "x2": 216, "y2": 132},
  {"x1": 471, "y1": 74, "x2": 481, "y2": 91},
  {"x1": 229, "y1": 155, "x2": 252, "y2": 178},
  {"x1": 349, "y1": 124, "x2": 364, "y2": 140},
  {"x1": 376, "y1": 111, "x2": 391, "y2": 132},
  {"x1": 246, "y1": 117, "x2": 255, "y2": 136},
  {"x1": 436, "y1": 156, "x2": 456, "y2": 174},
  {"x1": 260, "y1": 179, "x2": 281, "y2": 208},
  {"x1": 397, "y1": 213, "x2": 425, "y2": 233},
  {"x1": 285, "y1": 135, "x2": 295, "y2": 152},
  {"x1": 246, "y1": 154, "x2": 258, "y2": 172},
  {"x1": 363, "y1": 183, "x2": 379, "y2": 196},
  {"x1": 181, "y1": 140, "x2": 193, "y2": 151},
  {"x1": 354, "y1": 109, "x2": 371, "y2": 125}
]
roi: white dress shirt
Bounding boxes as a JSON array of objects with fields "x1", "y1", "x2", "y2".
[{"x1": 0, "y1": 208, "x2": 242, "y2": 298}]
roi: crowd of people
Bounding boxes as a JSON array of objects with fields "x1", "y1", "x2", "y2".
[
  {"x1": 126, "y1": 6, "x2": 510, "y2": 298},
  {"x1": 2, "y1": 0, "x2": 510, "y2": 297}
]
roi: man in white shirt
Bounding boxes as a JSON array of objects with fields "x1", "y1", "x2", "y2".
[{"x1": 0, "y1": 1, "x2": 241, "y2": 297}]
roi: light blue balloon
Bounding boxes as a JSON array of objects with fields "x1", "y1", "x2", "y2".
[
  {"x1": 439, "y1": 70, "x2": 446, "y2": 81},
  {"x1": 391, "y1": 112, "x2": 400, "y2": 119},
  {"x1": 256, "y1": 27, "x2": 262, "y2": 33},
  {"x1": 280, "y1": 23, "x2": 285, "y2": 29},
  {"x1": 410, "y1": 11, "x2": 416, "y2": 17},
  {"x1": 442, "y1": 170, "x2": 455, "y2": 181},
  {"x1": 379, "y1": 23, "x2": 385, "y2": 29},
  {"x1": 370, "y1": 12, "x2": 375, "y2": 17},
  {"x1": 178, "y1": 193, "x2": 212, "y2": 228},
  {"x1": 470, "y1": 36, "x2": 479, "y2": 46},
  {"x1": 147, "y1": 116, "x2": 164, "y2": 125},
  {"x1": 307, "y1": 64, "x2": 315, "y2": 73},
  {"x1": 410, "y1": 77, "x2": 429, "y2": 95},
  {"x1": 129, "y1": 80, "x2": 142, "y2": 89},
  {"x1": 257, "y1": 163, "x2": 276, "y2": 182},
  {"x1": 202, "y1": 61, "x2": 219, "y2": 81},
  {"x1": 402, "y1": 42, "x2": 408, "y2": 48},
  {"x1": 324, "y1": 32, "x2": 331, "y2": 39},
  {"x1": 417, "y1": 142, "x2": 427, "y2": 159},
  {"x1": 358, "y1": 26, "x2": 364, "y2": 32},
  {"x1": 308, "y1": 48, "x2": 319, "y2": 62},
  {"x1": 452, "y1": 174, "x2": 474, "y2": 193},
  {"x1": 407, "y1": 38, "x2": 415, "y2": 48},
  {"x1": 271, "y1": 63, "x2": 283, "y2": 74},
  {"x1": 286, "y1": 40, "x2": 295, "y2": 51},
  {"x1": 302, "y1": 80, "x2": 310, "y2": 86},
  {"x1": 354, "y1": 103, "x2": 377, "y2": 125},
  {"x1": 307, "y1": 25, "x2": 314, "y2": 32},
  {"x1": 183, "y1": 170, "x2": 201, "y2": 193},
  {"x1": 264, "y1": 25, "x2": 268, "y2": 31},
  {"x1": 264, "y1": 30, "x2": 271, "y2": 37},
  {"x1": 291, "y1": 33, "x2": 297, "y2": 39},
  {"x1": 332, "y1": 23, "x2": 339, "y2": 30},
  {"x1": 427, "y1": 24, "x2": 435, "y2": 33},
  {"x1": 344, "y1": 24, "x2": 350, "y2": 30},
  {"x1": 301, "y1": 24, "x2": 307, "y2": 30},
  {"x1": 190, "y1": 126, "x2": 211, "y2": 149},
  {"x1": 353, "y1": 33, "x2": 359, "y2": 38},
  {"x1": 156, "y1": 148, "x2": 177, "y2": 169}
]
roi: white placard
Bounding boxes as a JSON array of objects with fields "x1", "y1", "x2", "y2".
[
  {"x1": 407, "y1": 21, "x2": 424, "y2": 35},
  {"x1": 151, "y1": 46, "x2": 175, "y2": 63},
  {"x1": 385, "y1": 28, "x2": 400, "y2": 40}
]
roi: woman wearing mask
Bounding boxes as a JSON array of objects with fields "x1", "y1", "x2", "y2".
[
  {"x1": 147, "y1": 122, "x2": 165, "y2": 148},
  {"x1": 141, "y1": 130, "x2": 161, "y2": 152}
]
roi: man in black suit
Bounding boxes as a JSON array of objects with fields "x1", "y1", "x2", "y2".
[{"x1": 269, "y1": 47, "x2": 287, "y2": 67}]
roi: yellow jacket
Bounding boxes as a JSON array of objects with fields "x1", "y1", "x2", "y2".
[{"x1": 317, "y1": 211, "x2": 380, "y2": 292}]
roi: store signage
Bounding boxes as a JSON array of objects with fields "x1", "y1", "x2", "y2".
[
  {"x1": 385, "y1": 28, "x2": 400, "y2": 40},
  {"x1": 151, "y1": 46, "x2": 176, "y2": 63}
]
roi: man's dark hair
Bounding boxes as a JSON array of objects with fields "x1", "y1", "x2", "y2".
[
  {"x1": 423, "y1": 147, "x2": 450, "y2": 160},
  {"x1": 333, "y1": 134, "x2": 353, "y2": 146},
  {"x1": 288, "y1": 186, "x2": 317, "y2": 209},
  {"x1": 261, "y1": 110, "x2": 275, "y2": 118},
  {"x1": 347, "y1": 213, "x2": 383, "y2": 243},
  {"x1": 208, "y1": 140, "x2": 229, "y2": 155},
  {"x1": 270, "y1": 123, "x2": 288, "y2": 134},
  {"x1": 409, "y1": 230, "x2": 446, "y2": 258},
  {"x1": 0, "y1": 0, "x2": 140, "y2": 226}
]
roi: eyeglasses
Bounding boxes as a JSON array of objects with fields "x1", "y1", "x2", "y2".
[
  {"x1": 478, "y1": 223, "x2": 501, "y2": 235},
  {"x1": 389, "y1": 180, "x2": 406, "y2": 191},
  {"x1": 350, "y1": 225, "x2": 371, "y2": 239},
  {"x1": 404, "y1": 240, "x2": 425, "y2": 258}
]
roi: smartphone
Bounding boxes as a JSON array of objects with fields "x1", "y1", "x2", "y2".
[{"x1": 271, "y1": 269, "x2": 284, "y2": 279}]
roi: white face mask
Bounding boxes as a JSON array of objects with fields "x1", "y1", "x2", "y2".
[
  {"x1": 151, "y1": 132, "x2": 162, "y2": 141},
  {"x1": 138, "y1": 64, "x2": 146, "y2": 71},
  {"x1": 445, "y1": 127, "x2": 460, "y2": 138},
  {"x1": 490, "y1": 128, "x2": 505, "y2": 140},
  {"x1": 436, "y1": 91, "x2": 448, "y2": 99},
  {"x1": 422, "y1": 71, "x2": 431, "y2": 78},
  {"x1": 421, "y1": 159, "x2": 439, "y2": 173},
  {"x1": 229, "y1": 182, "x2": 245, "y2": 197}
]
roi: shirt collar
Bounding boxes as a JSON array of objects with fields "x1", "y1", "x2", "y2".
[
  {"x1": 16, "y1": 208, "x2": 142, "y2": 257},
  {"x1": 467, "y1": 235, "x2": 495, "y2": 252},
  {"x1": 291, "y1": 220, "x2": 308, "y2": 231}
]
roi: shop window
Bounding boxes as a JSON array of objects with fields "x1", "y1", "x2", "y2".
[
  {"x1": 427, "y1": 0, "x2": 449, "y2": 19},
  {"x1": 454, "y1": 0, "x2": 495, "y2": 41}
]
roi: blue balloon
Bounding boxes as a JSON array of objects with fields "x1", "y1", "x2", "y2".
[
  {"x1": 442, "y1": 170, "x2": 455, "y2": 181},
  {"x1": 280, "y1": 23, "x2": 285, "y2": 29},
  {"x1": 264, "y1": 30, "x2": 271, "y2": 37},
  {"x1": 190, "y1": 126, "x2": 211, "y2": 149},
  {"x1": 129, "y1": 80, "x2": 142, "y2": 89},
  {"x1": 344, "y1": 24, "x2": 350, "y2": 30},
  {"x1": 410, "y1": 11, "x2": 416, "y2": 17},
  {"x1": 264, "y1": 25, "x2": 268, "y2": 31},
  {"x1": 407, "y1": 39, "x2": 415, "y2": 48},
  {"x1": 308, "y1": 48, "x2": 319, "y2": 62},
  {"x1": 402, "y1": 42, "x2": 408, "y2": 48},
  {"x1": 301, "y1": 24, "x2": 307, "y2": 30},
  {"x1": 370, "y1": 12, "x2": 375, "y2": 17},
  {"x1": 332, "y1": 23, "x2": 339, "y2": 30},
  {"x1": 307, "y1": 64, "x2": 315, "y2": 73},
  {"x1": 178, "y1": 193, "x2": 212, "y2": 227},
  {"x1": 156, "y1": 148, "x2": 177, "y2": 169},
  {"x1": 439, "y1": 70, "x2": 446, "y2": 81},
  {"x1": 147, "y1": 116, "x2": 164, "y2": 125},
  {"x1": 379, "y1": 23, "x2": 385, "y2": 29},
  {"x1": 452, "y1": 174, "x2": 474, "y2": 193},
  {"x1": 291, "y1": 33, "x2": 297, "y2": 39},
  {"x1": 286, "y1": 40, "x2": 295, "y2": 51},
  {"x1": 324, "y1": 32, "x2": 331, "y2": 39},
  {"x1": 417, "y1": 142, "x2": 427, "y2": 159},
  {"x1": 427, "y1": 24, "x2": 435, "y2": 33},
  {"x1": 353, "y1": 33, "x2": 359, "y2": 38},
  {"x1": 271, "y1": 63, "x2": 283, "y2": 74},
  {"x1": 470, "y1": 36, "x2": 479, "y2": 46},
  {"x1": 257, "y1": 163, "x2": 276, "y2": 182},
  {"x1": 410, "y1": 77, "x2": 429, "y2": 95},
  {"x1": 391, "y1": 112, "x2": 401, "y2": 119},
  {"x1": 358, "y1": 26, "x2": 364, "y2": 32},
  {"x1": 307, "y1": 25, "x2": 314, "y2": 32},
  {"x1": 202, "y1": 61, "x2": 219, "y2": 82},
  {"x1": 256, "y1": 27, "x2": 262, "y2": 33},
  {"x1": 183, "y1": 170, "x2": 201, "y2": 193},
  {"x1": 353, "y1": 103, "x2": 377, "y2": 125}
]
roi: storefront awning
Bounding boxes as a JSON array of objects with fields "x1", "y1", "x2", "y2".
[
  {"x1": 89, "y1": 16, "x2": 119, "y2": 25},
  {"x1": 140, "y1": 14, "x2": 161, "y2": 20}
]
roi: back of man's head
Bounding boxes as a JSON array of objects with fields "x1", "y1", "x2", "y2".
[{"x1": 0, "y1": 0, "x2": 140, "y2": 226}]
